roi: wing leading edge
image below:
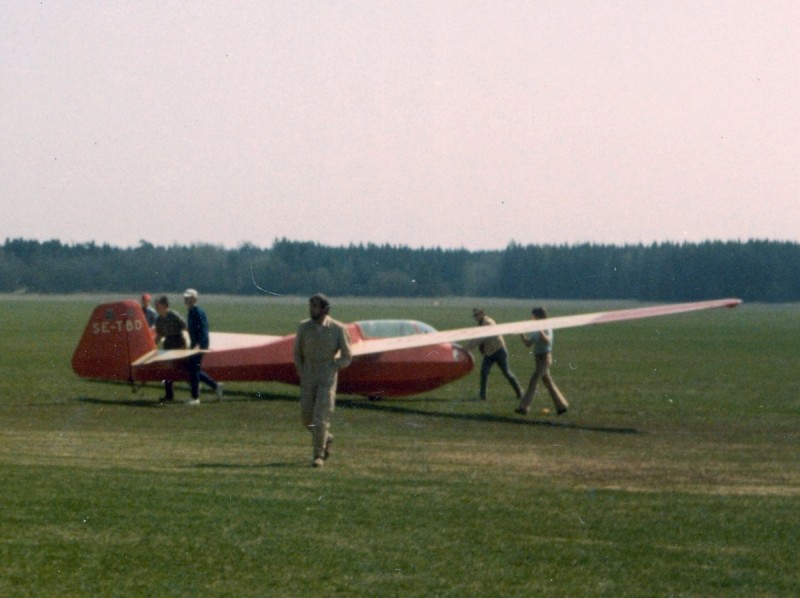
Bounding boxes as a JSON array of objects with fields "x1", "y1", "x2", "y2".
[
  {"x1": 131, "y1": 332, "x2": 288, "y2": 367},
  {"x1": 350, "y1": 298, "x2": 742, "y2": 357}
]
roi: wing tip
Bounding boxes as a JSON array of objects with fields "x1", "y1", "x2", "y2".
[{"x1": 723, "y1": 298, "x2": 743, "y2": 308}]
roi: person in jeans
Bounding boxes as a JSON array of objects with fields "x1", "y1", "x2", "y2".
[
  {"x1": 183, "y1": 288, "x2": 222, "y2": 405},
  {"x1": 467, "y1": 308, "x2": 523, "y2": 401}
]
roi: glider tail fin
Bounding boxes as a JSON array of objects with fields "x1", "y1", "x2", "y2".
[{"x1": 71, "y1": 300, "x2": 157, "y2": 382}]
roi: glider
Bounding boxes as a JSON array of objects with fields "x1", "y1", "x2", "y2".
[{"x1": 72, "y1": 298, "x2": 741, "y2": 399}]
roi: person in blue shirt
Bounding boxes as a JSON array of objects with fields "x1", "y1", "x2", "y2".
[
  {"x1": 183, "y1": 288, "x2": 223, "y2": 405},
  {"x1": 515, "y1": 306, "x2": 569, "y2": 416},
  {"x1": 141, "y1": 293, "x2": 157, "y2": 330}
]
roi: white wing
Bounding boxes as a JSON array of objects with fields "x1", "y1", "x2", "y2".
[
  {"x1": 132, "y1": 349, "x2": 205, "y2": 366},
  {"x1": 350, "y1": 298, "x2": 741, "y2": 357},
  {"x1": 132, "y1": 332, "x2": 286, "y2": 366}
]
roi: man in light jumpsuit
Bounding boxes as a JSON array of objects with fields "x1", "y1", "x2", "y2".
[{"x1": 293, "y1": 294, "x2": 352, "y2": 467}]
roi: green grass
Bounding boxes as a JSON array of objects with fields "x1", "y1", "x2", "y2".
[{"x1": 1, "y1": 295, "x2": 799, "y2": 596}]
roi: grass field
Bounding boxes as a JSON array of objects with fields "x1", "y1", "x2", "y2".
[{"x1": 1, "y1": 294, "x2": 798, "y2": 596}]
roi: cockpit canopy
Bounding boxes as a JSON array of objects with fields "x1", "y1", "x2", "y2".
[{"x1": 355, "y1": 319, "x2": 437, "y2": 339}]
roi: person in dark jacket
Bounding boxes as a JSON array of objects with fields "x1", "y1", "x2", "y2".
[
  {"x1": 183, "y1": 288, "x2": 223, "y2": 405},
  {"x1": 154, "y1": 295, "x2": 187, "y2": 403}
]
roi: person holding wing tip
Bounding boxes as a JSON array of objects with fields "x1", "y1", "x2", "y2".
[
  {"x1": 516, "y1": 306, "x2": 569, "y2": 416},
  {"x1": 293, "y1": 293, "x2": 352, "y2": 468}
]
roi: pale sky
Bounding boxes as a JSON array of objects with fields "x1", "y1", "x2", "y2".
[{"x1": 2, "y1": 1, "x2": 799, "y2": 251}]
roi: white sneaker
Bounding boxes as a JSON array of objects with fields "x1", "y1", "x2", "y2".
[
  {"x1": 187, "y1": 398, "x2": 200, "y2": 406},
  {"x1": 215, "y1": 383, "x2": 224, "y2": 401}
]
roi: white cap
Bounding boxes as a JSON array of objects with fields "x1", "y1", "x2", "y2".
[{"x1": 183, "y1": 288, "x2": 198, "y2": 300}]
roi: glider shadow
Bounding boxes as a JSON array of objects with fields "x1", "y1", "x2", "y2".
[
  {"x1": 76, "y1": 389, "x2": 638, "y2": 435},
  {"x1": 337, "y1": 397, "x2": 640, "y2": 435},
  {"x1": 76, "y1": 386, "x2": 298, "y2": 407},
  {"x1": 78, "y1": 396, "x2": 164, "y2": 408},
  {"x1": 191, "y1": 462, "x2": 295, "y2": 470}
]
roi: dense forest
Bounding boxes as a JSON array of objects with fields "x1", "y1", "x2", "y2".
[{"x1": 1, "y1": 237, "x2": 799, "y2": 302}]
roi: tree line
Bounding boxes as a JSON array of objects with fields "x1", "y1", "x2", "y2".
[{"x1": 1, "y1": 237, "x2": 798, "y2": 302}]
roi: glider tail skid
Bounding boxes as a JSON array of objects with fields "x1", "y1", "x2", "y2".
[{"x1": 71, "y1": 300, "x2": 157, "y2": 384}]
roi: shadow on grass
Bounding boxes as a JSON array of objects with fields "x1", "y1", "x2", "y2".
[
  {"x1": 78, "y1": 396, "x2": 165, "y2": 408},
  {"x1": 76, "y1": 382, "x2": 298, "y2": 407},
  {"x1": 76, "y1": 386, "x2": 638, "y2": 435},
  {"x1": 337, "y1": 397, "x2": 640, "y2": 435},
  {"x1": 191, "y1": 462, "x2": 297, "y2": 469}
]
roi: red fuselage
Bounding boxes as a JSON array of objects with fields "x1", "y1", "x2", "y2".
[
  {"x1": 72, "y1": 302, "x2": 474, "y2": 398},
  {"x1": 133, "y1": 326, "x2": 474, "y2": 398}
]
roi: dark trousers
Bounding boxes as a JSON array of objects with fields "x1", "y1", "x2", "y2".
[
  {"x1": 188, "y1": 354, "x2": 217, "y2": 399},
  {"x1": 480, "y1": 348, "x2": 523, "y2": 400}
]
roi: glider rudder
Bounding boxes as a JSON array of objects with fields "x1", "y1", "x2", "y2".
[{"x1": 71, "y1": 300, "x2": 157, "y2": 382}]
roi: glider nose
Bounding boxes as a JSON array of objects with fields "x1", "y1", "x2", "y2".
[{"x1": 452, "y1": 343, "x2": 474, "y2": 374}]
